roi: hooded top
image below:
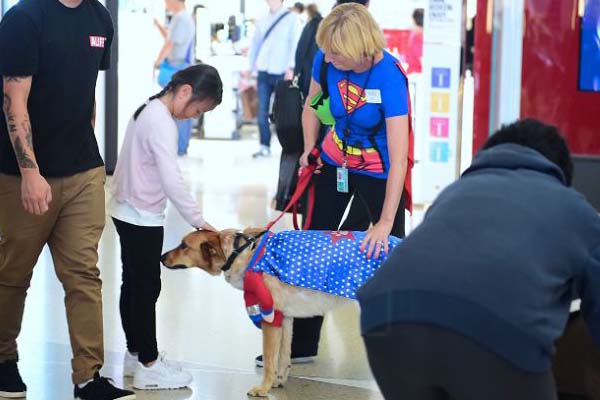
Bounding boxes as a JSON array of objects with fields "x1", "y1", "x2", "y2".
[{"x1": 358, "y1": 144, "x2": 600, "y2": 373}]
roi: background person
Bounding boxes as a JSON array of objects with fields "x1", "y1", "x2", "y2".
[
  {"x1": 289, "y1": 2, "x2": 414, "y2": 367},
  {"x1": 154, "y1": 0, "x2": 196, "y2": 156}
]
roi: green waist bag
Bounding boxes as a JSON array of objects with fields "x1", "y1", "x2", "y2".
[{"x1": 310, "y1": 58, "x2": 335, "y2": 126}]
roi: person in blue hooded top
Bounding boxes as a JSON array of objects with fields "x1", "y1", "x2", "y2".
[{"x1": 358, "y1": 118, "x2": 600, "y2": 400}]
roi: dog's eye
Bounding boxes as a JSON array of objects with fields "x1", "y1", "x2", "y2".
[{"x1": 180, "y1": 242, "x2": 188, "y2": 250}]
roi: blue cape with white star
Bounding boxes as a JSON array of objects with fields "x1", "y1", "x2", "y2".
[{"x1": 248, "y1": 230, "x2": 402, "y2": 299}]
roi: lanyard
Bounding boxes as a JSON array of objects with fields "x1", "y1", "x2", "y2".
[{"x1": 342, "y1": 56, "x2": 375, "y2": 165}]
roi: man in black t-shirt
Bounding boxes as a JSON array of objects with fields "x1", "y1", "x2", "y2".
[{"x1": 0, "y1": 0, "x2": 134, "y2": 398}]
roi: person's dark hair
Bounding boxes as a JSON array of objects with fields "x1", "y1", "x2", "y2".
[
  {"x1": 482, "y1": 118, "x2": 573, "y2": 186},
  {"x1": 412, "y1": 8, "x2": 424, "y2": 28},
  {"x1": 293, "y1": 2, "x2": 305, "y2": 12},
  {"x1": 134, "y1": 64, "x2": 223, "y2": 120},
  {"x1": 306, "y1": 3, "x2": 319, "y2": 19},
  {"x1": 335, "y1": 0, "x2": 369, "y2": 6}
]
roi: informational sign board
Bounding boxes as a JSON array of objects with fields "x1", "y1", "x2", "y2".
[{"x1": 420, "y1": 0, "x2": 462, "y2": 203}]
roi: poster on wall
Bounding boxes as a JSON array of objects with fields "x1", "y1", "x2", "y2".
[
  {"x1": 579, "y1": 0, "x2": 600, "y2": 92},
  {"x1": 420, "y1": 0, "x2": 461, "y2": 204}
]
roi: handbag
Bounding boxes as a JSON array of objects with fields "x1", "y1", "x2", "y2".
[
  {"x1": 158, "y1": 60, "x2": 189, "y2": 88},
  {"x1": 157, "y1": 42, "x2": 194, "y2": 87},
  {"x1": 271, "y1": 77, "x2": 304, "y2": 154},
  {"x1": 274, "y1": 152, "x2": 303, "y2": 212},
  {"x1": 270, "y1": 148, "x2": 321, "y2": 229}
]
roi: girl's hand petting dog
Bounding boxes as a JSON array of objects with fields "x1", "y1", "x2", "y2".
[{"x1": 198, "y1": 222, "x2": 217, "y2": 232}]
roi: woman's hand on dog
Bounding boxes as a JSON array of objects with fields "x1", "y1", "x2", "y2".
[{"x1": 361, "y1": 220, "x2": 393, "y2": 259}]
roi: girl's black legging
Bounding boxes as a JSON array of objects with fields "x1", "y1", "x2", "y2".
[{"x1": 113, "y1": 218, "x2": 163, "y2": 364}]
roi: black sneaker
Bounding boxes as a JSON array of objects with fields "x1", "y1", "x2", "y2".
[
  {"x1": 0, "y1": 360, "x2": 26, "y2": 398},
  {"x1": 254, "y1": 354, "x2": 314, "y2": 368},
  {"x1": 74, "y1": 372, "x2": 136, "y2": 400}
]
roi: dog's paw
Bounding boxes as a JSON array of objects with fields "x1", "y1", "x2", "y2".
[
  {"x1": 277, "y1": 365, "x2": 290, "y2": 384},
  {"x1": 274, "y1": 370, "x2": 289, "y2": 386},
  {"x1": 247, "y1": 385, "x2": 270, "y2": 397},
  {"x1": 272, "y1": 377, "x2": 284, "y2": 388}
]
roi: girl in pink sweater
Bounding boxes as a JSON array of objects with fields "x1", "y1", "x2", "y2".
[{"x1": 109, "y1": 64, "x2": 222, "y2": 390}]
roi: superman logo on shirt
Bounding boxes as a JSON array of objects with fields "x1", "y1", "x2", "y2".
[{"x1": 338, "y1": 80, "x2": 367, "y2": 114}]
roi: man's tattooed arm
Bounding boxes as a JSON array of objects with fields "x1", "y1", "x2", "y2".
[
  {"x1": 22, "y1": 119, "x2": 33, "y2": 149},
  {"x1": 2, "y1": 76, "x2": 37, "y2": 170},
  {"x1": 13, "y1": 136, "x2": 36, "y2": 168}
]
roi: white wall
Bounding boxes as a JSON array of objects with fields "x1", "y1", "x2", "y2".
[
  {"x1": 370, "y1": 0, "x2": 426, "y2": 30},
  {"x1": 95, "y1": 72, "x2": 107, "y2": 160},
  {"x1": 491, "y1": 0, "x2": 524, "y2": 130},
  {"x1": 117, "y1": 7, "x2": 163, "y2": 151},
  {"x1": 95, "y1": 0, "x2": 108, "y2": 160}
]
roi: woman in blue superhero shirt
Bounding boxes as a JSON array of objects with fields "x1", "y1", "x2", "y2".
[
  {"x1": 286, "y1": 2, "x2": 414, "y2": 364},
  {"x1": 301, "y1": 3, "x2": 413, "y2": 254}
]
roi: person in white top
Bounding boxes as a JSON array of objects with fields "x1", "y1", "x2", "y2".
[
  {"x1": 109, "y1": 64, "x2": 222, "y2": 390},
  {"x1": 247, "y1": 0, "x2": 300, "y2": 158}
]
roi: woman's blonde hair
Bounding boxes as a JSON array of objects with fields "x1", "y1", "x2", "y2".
[{"x1": 316, "y1": 3, "x2": 385, "y2": 64}]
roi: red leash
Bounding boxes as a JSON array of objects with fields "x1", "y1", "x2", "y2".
[{"x1": 266, "y1": 148, "x2": 320, "y2": 231}]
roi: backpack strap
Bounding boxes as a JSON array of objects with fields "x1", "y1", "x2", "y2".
[
  {"x1": 253, "y1": 11, "x2": 291, "y2": 62},
  {"x1": 264, "y1": 11, "x2": 291, "y2": 43},
  {"x1": 319, "y1": 56, "x2": 329, "y2": 98}
]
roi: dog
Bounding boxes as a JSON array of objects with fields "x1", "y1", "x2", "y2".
[{"x1": 161, "y1": 228, "x2": 399, "y2": 397}]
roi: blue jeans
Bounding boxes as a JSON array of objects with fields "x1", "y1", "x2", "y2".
[
  {"x1": 176, "y1": 119, "x2": 193, "y2": 155},
  {"x1": 257, "y1": 71, "x2": 284, "y2": 148}
]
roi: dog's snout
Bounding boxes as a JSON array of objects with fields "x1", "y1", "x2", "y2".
[{"x1": 160, "y1": 253, "x2": 168, "y2": 264}]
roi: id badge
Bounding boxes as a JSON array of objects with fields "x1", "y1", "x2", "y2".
[{"x1": 336, "y1": 166, "x2": 349, "y2": 193}]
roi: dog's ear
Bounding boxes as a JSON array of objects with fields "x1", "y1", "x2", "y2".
[
  {"x1": 200, "y1": 235, "x2": 226, "y2": 270},
  {"x1": 200, "y1": 242, "x2": 215, "y2": 264}
]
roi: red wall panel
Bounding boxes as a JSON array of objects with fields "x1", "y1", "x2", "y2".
[
  {"x1": 472, "y1": 0, "x2": 493, "y2": 154},
  {"x1": 474, "y1": 0, "x2": 600, "y2": 156},
  {"x1": 521, "y1": 0, "x2": 600, "y2": 155}
]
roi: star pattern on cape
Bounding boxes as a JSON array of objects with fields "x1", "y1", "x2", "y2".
[
  {"x1": 250, "y1": 230, "x2": 402, "y2": 300},
  {"x1": 324, "y1": 230, "x2": 356, "y2": 245}
]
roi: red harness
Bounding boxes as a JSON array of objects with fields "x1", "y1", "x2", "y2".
[{"x1": 243, "y1": 235, "x2": 283, "y2": 328}]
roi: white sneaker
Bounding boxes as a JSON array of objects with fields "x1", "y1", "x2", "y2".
[
  {"x1": 132, "y1": 353, "x2": 193, "y2": 390},
  {"x1": 123, "y1": 352, "x2": 138, "y2": 377},
  {"x1": 252, "y1": 146, "x2": 271, "y2": 158}
]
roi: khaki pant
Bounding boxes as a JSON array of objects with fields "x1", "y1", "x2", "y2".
[{"x1": 0, "y1": 167, "x2": 106, "y2": 384}]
